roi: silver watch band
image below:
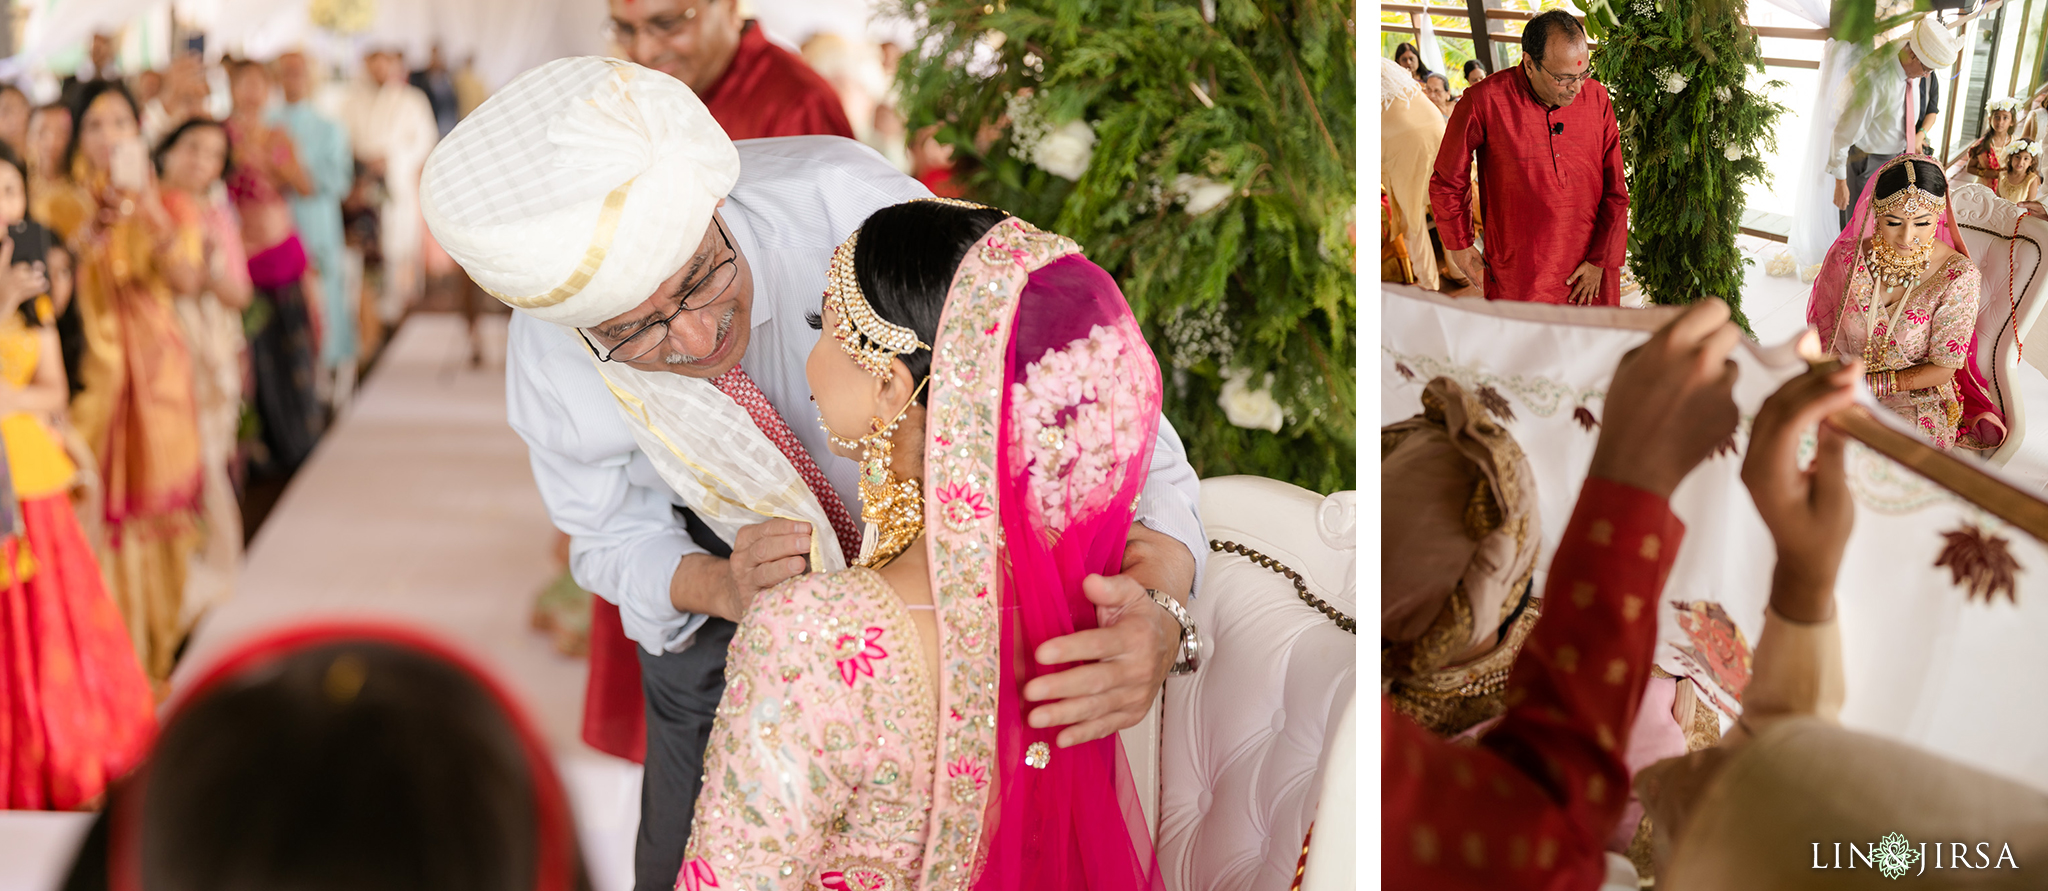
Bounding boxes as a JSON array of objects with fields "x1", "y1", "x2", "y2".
[{"x1": 1147, "y1": 588, "x2": 1200, "y2": 676}]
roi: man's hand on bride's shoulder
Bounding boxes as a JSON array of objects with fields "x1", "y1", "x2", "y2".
[
  {"x1": 1021, "y1": 524, "x2": 1195, "y2": 748},
  {"x1": 717, "y1": 520, "x2": 815, "y2": 620}
]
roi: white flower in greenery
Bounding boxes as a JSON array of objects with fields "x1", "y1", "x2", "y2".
[
  {"x1": 1724, "y1": 145, "x2": 1744, "y2": 161},
  {"x1": 1033, "y1": 120, "x2": 1096, "y2": 181},
  {"x1": 1660, "y1": 70, "x2": 1690, "y2": 93},
  {"x1": 1218, "y1": 368, "x2": 1285, "y2": 432},
  {"x1": 1170, "y1": 174, "x2": 1235, "y2": 215},
  {"x1": 1631, "y1": 0, "x2": 1656, "y2": 16},
  {"x1": 1713, "y1": 85, "x2": 1732, "y2": 103}
]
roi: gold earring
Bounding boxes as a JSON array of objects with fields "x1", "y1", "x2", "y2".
[{"x1": 822, "y1": 376, "x2": 930, "y2": 569}]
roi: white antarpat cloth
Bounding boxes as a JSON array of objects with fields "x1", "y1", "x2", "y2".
[
  {"x1": 421, "y1": 56, "x2": 741, "y2": 328},
  {"x1": 1383, "y1": 286, "x2": 2048, "y2": 792}
]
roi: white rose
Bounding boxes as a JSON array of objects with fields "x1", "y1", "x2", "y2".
[
  {"x1": 1218, "y1": 368, "x2": 1285, "y2": 432},
  {"x1": 1033, "y1": 120, "x2": 1096, "y2": 181},
  {"x1": 1661, "y1": 70, "x2": 1689, "y2": 93},
  {"x1": 1171, "y1": 174, "x2": 1235, "y2": 215},
  {"x1": 1724, "y1": 145, "x2": 1743, "y2": 161}
]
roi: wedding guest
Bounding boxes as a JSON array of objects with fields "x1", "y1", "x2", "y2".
[
  {"x1": 58, "y1": 624, "x2": 591, "y2": 891},
  {"x1": 1383, "y1": 57, "x2": 1447, "y2": 291},
  {"x1": 1464, "y1": 59, "x2": 1488, "y2": 85},
  {"x1": 271, "y1": 50, "x2": 358, "y2": 395},
  {"x1": 0, "y1": 85, "x2": 32, "y2": 160},
  {"x1": 1430, "y1": 10, "x2": 1628, "y2": 305},
  {"x1": 0, "y1": 141, "x2": 156, "y2": 812},
  {"x1": 1954, "y1": 96, "x2": 2019, "y2": 185},
  {"x1": 408, "y1": 44, "x2": 461, "y2": 139},
  {"x1": 225, "y1": 59, "x2": 325, "y2": 477},
  {"x1": 606, "y1": 0, "x2": 853, "y2": 140},
  {"x1": 59, "y1": 32, "x2": 122, "y2": 114},
  {"x1": 338, "y1": 49, "x2": 438, "y2": 327},
  {"x1": 38, "y1": 80, "x2": 208, "y2": 683},
  {"x1": 1827, "y1": 17, "x2": 1958, "y2": 227},
  {"x1": 1424, "y1": 72, "x2": 1454, "y2": 119},
  {"x1": 1394, "y1": 41, "x2": 1431, "y2": 83},
  {"x1": 1996, "y1": 139, "x2": 2043, "y2": 204},
  {"x1": 154, "y1": 118, "x2": 251, "y2": 626}
]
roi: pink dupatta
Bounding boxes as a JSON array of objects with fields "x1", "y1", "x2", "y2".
[
  {"x1": 1807, "y1": 153, "x2": 2008, "y2": 449},
  {"x1": 920, "y1": 217, "x2": 1164, "y2": 891}
]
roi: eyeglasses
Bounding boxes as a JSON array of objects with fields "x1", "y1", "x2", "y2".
[
  {"x1": 604, "y1": 3, "x2": 705, "y2": 46},
  {"x1": 1538, "y1": 61, "x2": 1592, "y2": 88},
  {"x1": 581, "y1": 218, "x2": 738, "y2": 363}
]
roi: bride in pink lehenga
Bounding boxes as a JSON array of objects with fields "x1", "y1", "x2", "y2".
[{"x1": 678, "y1": 200, "x2": 1165, "y2": 891}]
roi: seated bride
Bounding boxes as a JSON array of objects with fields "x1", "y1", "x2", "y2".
[
  {"x1": 677, "y1": 199, "x2": 1166, "y2": 890},
  {"x1": 1807, "y1": 154, "x2": 2008, "y2": 450}
]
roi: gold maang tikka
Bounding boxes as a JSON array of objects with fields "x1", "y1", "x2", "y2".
[{"x1": 820, "y1": 228, "x2": 933, "y2": 568}]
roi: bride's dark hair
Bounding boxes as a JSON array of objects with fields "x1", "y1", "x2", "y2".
[
  {"x1": 1873, "y1": 158, "x2": 1949, "y2": 203},
  {"x1": 813, "y1": 200, "x2": 1011, "y2": 404}
]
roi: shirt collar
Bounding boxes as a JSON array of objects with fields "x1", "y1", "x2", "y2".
[{"x1": 718, "y1": 207, "x2": 775, "y2": 331}]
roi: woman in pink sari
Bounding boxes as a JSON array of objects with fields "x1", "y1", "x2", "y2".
[
  {"x1": 678, "y1": 200, "x2": 1163, "y2": 891},
  {"x1": 1808, "y1": 154, "x2": 2007, "y2": 450}
]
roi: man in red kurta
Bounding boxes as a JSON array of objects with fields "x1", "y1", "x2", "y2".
[
  {"x1": 1430, "y1": 10, "x2": 1628, "y2": 306},
  {"x1": 608, "y1": 0, "x2": 853, "y2": 141},
  {"x1": 1384, "y1": 300, "x2": 1745, "y2": 889},
  {"x1": 581, "y1": 0, "x2": 856, "y2": 766}
]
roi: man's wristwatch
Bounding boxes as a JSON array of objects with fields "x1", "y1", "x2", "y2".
[{"x1": 1146, "y1": 589, "x2": 1201, "y2": 676}]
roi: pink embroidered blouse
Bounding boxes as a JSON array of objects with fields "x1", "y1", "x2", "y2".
[
  {"x1": 1833, "y1": 251, "x2": 1980, "y2": 449},
  {"x1": 680, "y1": 567, "x2": 940, "y2": 891}
]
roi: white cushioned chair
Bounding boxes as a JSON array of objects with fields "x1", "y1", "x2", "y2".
[
  {"x1": 1946, "y1": 183, "x2": 2048, "y2": 476},
  {"x1": 1133, "y1": 475, "x2": 1356, "y2": 891}
]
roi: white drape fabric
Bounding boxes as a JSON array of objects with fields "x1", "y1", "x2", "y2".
[
  {"x1": 1795, "y1": 39, "x2": 1856, "y2": 267},
  {"x1": 575, "y1": 324, "x2": 845, "y2": 575},
  {"x1": 1383, "y1": 286, "x2": 2048, "y2": 793}
]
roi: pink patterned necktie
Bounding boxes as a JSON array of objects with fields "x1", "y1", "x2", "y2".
[{"x1": 712, "y1": 366, "x2": 862, "y2": 562}]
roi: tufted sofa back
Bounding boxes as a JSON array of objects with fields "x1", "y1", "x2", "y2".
[{"x1": 1150, "y1": 476, "x2": 1357, "y2": 891}]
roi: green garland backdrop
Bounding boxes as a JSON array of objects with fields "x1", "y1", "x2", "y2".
[
  {"x1": 893, "y1": 0, "x2": 1356, "y2": 493},
  {"x1": 1585, "y1": 0, "x2": 1786, "y2": 332}
]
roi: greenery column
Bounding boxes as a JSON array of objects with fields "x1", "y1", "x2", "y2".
[
  {"x1": 893, "y1": 0, "x2": 1356, "y2": 492},
  {"x1": 1585, "y1": 0, "x2": 1787, "y2": 332}
]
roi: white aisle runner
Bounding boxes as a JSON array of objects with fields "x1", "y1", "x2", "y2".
[{"x1": 0, "y1": 313, "x2": 641, "y2": 891}]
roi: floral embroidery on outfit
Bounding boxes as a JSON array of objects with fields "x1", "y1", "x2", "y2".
[{"x1": 1835, "y1": 253, "x2": 1981, "y2": 449}]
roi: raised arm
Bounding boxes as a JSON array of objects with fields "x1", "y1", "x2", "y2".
[{"x1": 1384, "y1": 300, "x2": 1743, "y2": 889}]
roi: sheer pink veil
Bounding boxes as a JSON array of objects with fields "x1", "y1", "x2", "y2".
[
  {"x1": 1806, "y1": 153, "x2": 2007, "y2": 448},
  {"x1": 918, "y1": 215, "x2": 1164, "y2": 891}
]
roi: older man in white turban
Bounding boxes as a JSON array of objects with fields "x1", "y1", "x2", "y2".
[
  {"x1": 1829, "y1": 16, "x2": 1961, "y2": 226},
  {"x1": 420, "y1": 57, "x2": 1204, "y2": 891}
]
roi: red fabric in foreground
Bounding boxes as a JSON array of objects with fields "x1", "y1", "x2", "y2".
[
  {"x1": 0, "y1": 492, "x2": 156, "y2": 809},
  {"x1": 582, "y1": 597, "x2": 646, "y2": 764},
  {"x1": 1382, "y1": 478, "x2": 1684, "y2": 890}
]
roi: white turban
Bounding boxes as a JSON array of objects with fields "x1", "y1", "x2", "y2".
[
  {"x1": 421, "y1": 57, "x2": 741, "y2": 329},
  {"x1": 1910, "y1": 16, "x2": 1960, "y2": 70}
]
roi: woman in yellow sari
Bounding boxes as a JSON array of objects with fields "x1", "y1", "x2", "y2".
[{"x1": 38, "y1": 81, "x2": 206, "y2": 682}]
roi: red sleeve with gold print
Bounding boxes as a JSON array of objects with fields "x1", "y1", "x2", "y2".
[{"x1": 1382, "y1": 477, "x2": 1684, "y2": 890}]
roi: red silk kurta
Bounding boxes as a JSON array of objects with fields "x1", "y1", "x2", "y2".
[
  {"x1": 581, "y1": 20, "x2": 855, "y2": 765},
  {"x1": 1383, "y1": 478, "x2": 1684, "y2": 890},
  {"x1": 701, "y1": 21, "x2": 855, "y2": 141},
  {"x1": 1431, "y1": 68, "x2": 1629, "y2": 306}
]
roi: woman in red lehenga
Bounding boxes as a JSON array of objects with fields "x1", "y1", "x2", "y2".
[{"x1": 0, "y1": 142, "x2": 155, "y2": 809}]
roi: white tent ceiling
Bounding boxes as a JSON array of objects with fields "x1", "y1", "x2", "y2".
[{"x1": 15, "y1": 0, "x2": 916, "y2": 90}]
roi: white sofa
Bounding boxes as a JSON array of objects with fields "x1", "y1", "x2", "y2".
[
  {"x1": 1123, "y1": 475, "x2": 1356, "y2": 891},
  {"x1": 1945, "y1": 183, "x2": 2048, "y2": 477}
]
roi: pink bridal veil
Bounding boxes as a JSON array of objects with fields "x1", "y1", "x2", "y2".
[{"x1": 918, "y1": 215, "x2": 1165, "y2": 891}]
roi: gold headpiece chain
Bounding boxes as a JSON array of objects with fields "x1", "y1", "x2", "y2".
[
  {"x1": 1872, "y1": 158, "x2": 1946, "y2": 221},
  {"x1": 822, "y1": 198, "x2": 999, "y2": 378}
]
